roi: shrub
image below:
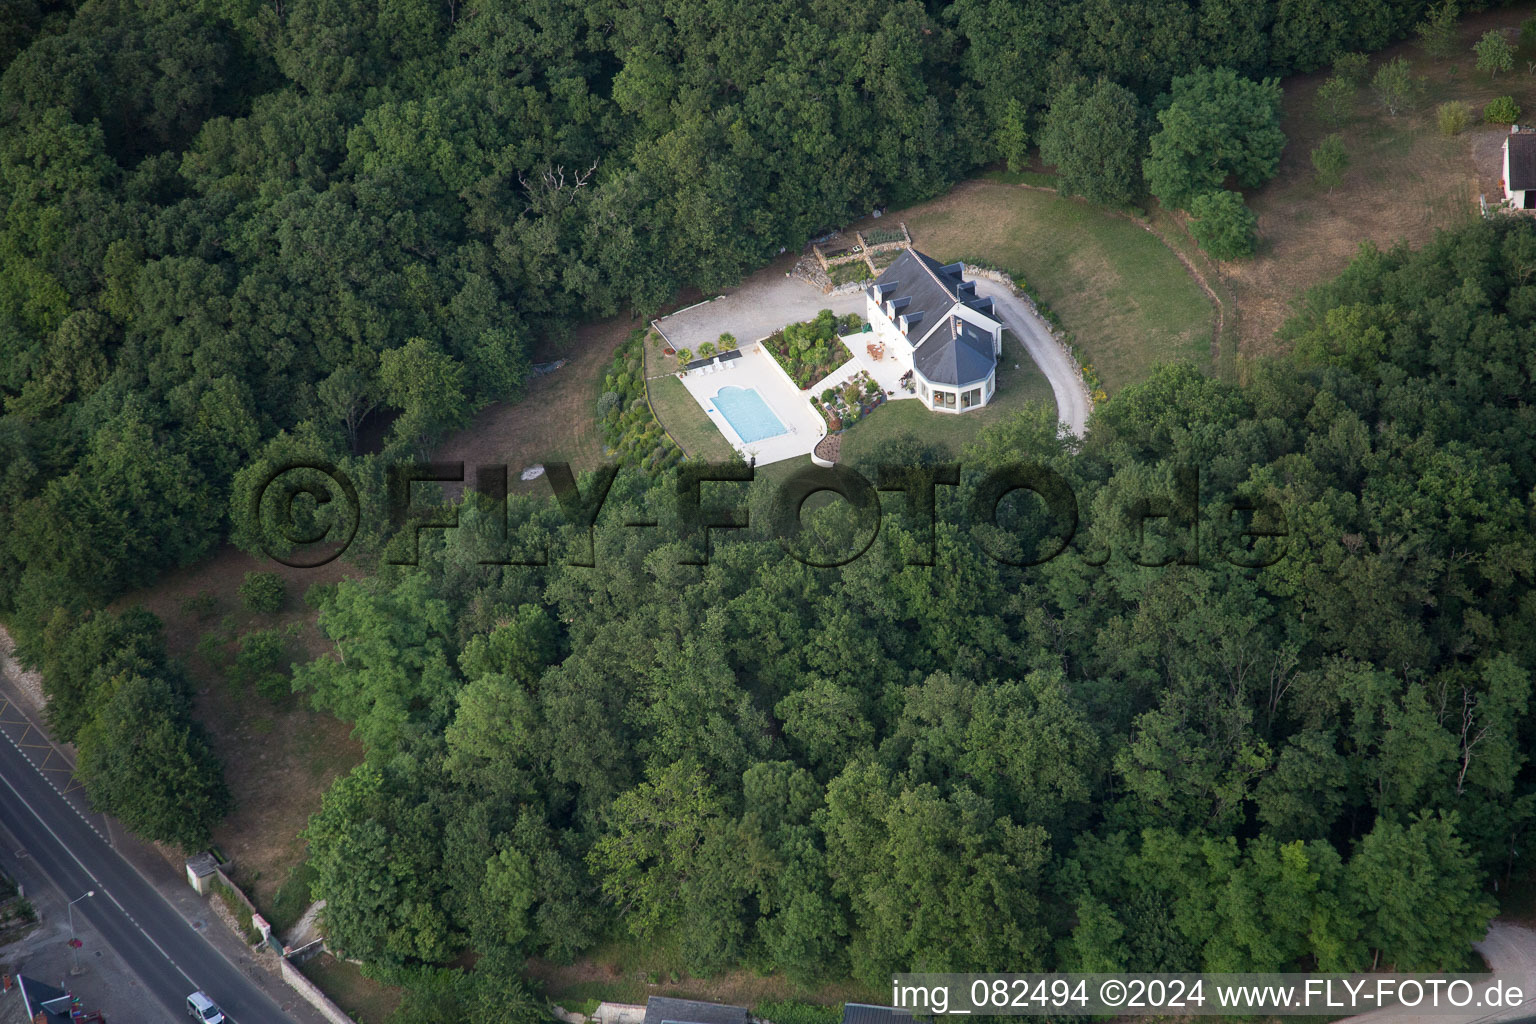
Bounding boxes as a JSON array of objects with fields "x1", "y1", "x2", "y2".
[
  {"x1": 599, "y1": 333, "x2": 682, "y2": 475},
  {"x1": 1311, "y1": 134, "x2": 1349, "y2": 192},
  {"x1": 698, "y1": 341, "x2": 716, "y2": 358},
  {"x1": 674, "y1": 347, "x2": 692, "y2": 364},
  {"x1": 1415, "y1": 0, "x2": 1459, "y2": 61},
  {"x1": 597, "y1": 390, "x2": 621, "y2": 418},
  {"x1": 304, "y1": 581, "x2": 337, "y2": 609},
  {"x1": 821, "y1": 388, "x2": 836, "y2": 403},
  {"x1": 1521, "y1": 16, "x2": 1536, "y2": 54},
  {"x1": 717, "y1": 332, "x2": 737, "y2": 350},
  {"x1": 239, "y1": 571, "x2": 285, "y2": 613},
  {"x1": 1188, "y1": 189, "x2": 1257, "y2": 261},
  {"x1": 1333, "y1": 51, "x2": 1369, "y2": 84},
  {"x1": 234, "y1": 629, "x2": 289, "y2": 700},
  {"x1": 196, "y1": 632, "x2": 227, "y2": 671},
  {"x1": 1437, "y1": 100, "x2": 1472, "y2": 135},
  {"x1": 212, "y1": 879, "x2": 261, "y2": 945},
  {"x1": 1485, "y1": 96, "x2": 1521, "y2": 124},
  {"x1": 1315, "y1": 77, "x2": 1354, "y2": 127},
  {"x1": 1372, "y1": 56, "x2": 1416, "y2": 116},
  {"x1": 180, "y1": 591, "x2": 218, "y2": 620},
  {"x1": 763, "y1": 310, "x2": 852, "y2": 388}
]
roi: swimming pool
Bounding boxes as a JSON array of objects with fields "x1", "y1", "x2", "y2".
[{"x1": 711, "y1": 385, "x2": 789, "y2": 443}]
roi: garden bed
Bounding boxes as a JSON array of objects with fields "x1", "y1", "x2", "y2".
[
  {"x1": 829, "y1": 261, "x2": 872, "y2": 286},
  {"x1": 764, "y1": 310, "x2": 860, "y2": 389},
  {"x1": 863, "y1": 226, "x2": 906, "y2": 246},
  {"x1": 810, "y1": 370, "x2": 885, "y2": 432}
]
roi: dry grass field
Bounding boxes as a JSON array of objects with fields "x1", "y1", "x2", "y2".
[
  {"x1": 107, "y1": 547, "x2": 363, "y2": 910},
  {"x1": 1228, "y1": 5, "x2": 1536, "y2": 358},
  {"x1": 434, "y1": 313, "x2": 638, "y2": 493}
]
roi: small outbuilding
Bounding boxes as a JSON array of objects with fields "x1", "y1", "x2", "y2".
[
  {"x1": 184, "y1": 852, "x2": 220, "y2": 895},
  {"x1": 1502, "y1": 126, "x2": 1536, "y2": 209},
  {"x1": 643, "y1": 997, "x2": 749, "y2": 1024},
  {"x1": 842, "y1": 1005, "x2": 926, "y2": 1024}
]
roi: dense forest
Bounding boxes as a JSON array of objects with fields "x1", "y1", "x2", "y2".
[
  {"x1": 279, "y1": 220, "x2": 1536, "y2": 1014},
  {"x1": 0, "y1": 0, "x2": 1500, "y2": 639},
  {"x1": 3, "y1": 0, "x2": 1536, "y2": 1017}
]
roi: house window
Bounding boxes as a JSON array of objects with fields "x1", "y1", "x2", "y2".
[
  {"x1": 986, "y1": 374, "x2": 995, "y2": 397},
  {"x1": 962, "y1": 386, "x2": 982, "y2": 409},
  {"x1": 919, "y1": 381, "x2": 928, "y2": 398},
  {"x1": 932, "y1": 390, "x2": 955, "y2": 409}
]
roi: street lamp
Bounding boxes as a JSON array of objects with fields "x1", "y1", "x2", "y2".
[{"x1": 66, "y1": 890, "x2": 94, "y2": 975}]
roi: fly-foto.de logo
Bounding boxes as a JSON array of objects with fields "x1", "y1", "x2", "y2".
[{"x1": 246, "y1": 460, "x2": 1289, "y2": 570}]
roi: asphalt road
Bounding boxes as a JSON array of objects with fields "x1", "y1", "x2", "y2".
[{"x1": 0, "y1": 728, "x2": 296, "y2": 1023}]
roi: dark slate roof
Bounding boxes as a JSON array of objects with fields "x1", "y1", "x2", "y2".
[
  {"x1": 682, "y1": 348, "x2": 744, "y2": 371},
  {"x1": 19, "y1": 975, "x2": 76, "y2": 1024},
  {"x1": 914, "y1": 315, "x2": 996, "y2": 387},
  {"x1": 644, "y1": 997, "x2": 750, "y2": 1024},
  {"x1": 869, "y1": 249, "x2": 966, "y2": 334},
  {"x1": 843, "y1": 1005, "x2": 923, "y2": 1024},
  {"x1": 1510, "y1": 133, "x2": 1536, "y2": 191}
]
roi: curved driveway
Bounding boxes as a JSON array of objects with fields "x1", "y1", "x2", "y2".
[
  {"x1": 1341, "y1": 923, "x2": 1536, "y2": 1024},
  {"x1": 974, "y1": 278, "x2": 1092, "y2": 438}
]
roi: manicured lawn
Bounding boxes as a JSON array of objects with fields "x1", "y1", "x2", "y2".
[
  {"x1": 836, "y1": 333, "x2": 1056, "y2": 465},
  {"x1": 648, "y1": 374, "x2": 737, "y2": 460},
  {"x1": 890, "y1": 180, "x2": 1214, "y2": 392}
]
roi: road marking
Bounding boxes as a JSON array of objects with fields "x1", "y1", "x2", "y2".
[{"x1": 0, "y1": 728, "x2": 198, "y2": 990}]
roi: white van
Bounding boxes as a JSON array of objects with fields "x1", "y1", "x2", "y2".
[{"x1": 186, "y1": 991, "x2": 226, "y2": 1023}]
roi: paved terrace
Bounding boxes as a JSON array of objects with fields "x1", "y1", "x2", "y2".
[{"x1": 677, "y1": 344, "x2": 825, "y2": 465}]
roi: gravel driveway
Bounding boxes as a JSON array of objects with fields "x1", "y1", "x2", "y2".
[
  {"x1": 653, "y1": 275, "x2": 865, "y2": 353},
  {"x1": 973, "y1": 278, "x2": 1091, "y2": 438}
]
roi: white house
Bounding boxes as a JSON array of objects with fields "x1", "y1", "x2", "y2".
[
  {"x1": 1503, "y1": 126, "x2": 1536, "y2": 209},
  {"x1": 865, "y1": 249, "x2": 1003, "y2": 413}
]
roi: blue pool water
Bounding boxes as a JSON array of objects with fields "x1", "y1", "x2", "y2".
[{"x1": 711, "y1": 385, "x2": 788, "y2": 443}]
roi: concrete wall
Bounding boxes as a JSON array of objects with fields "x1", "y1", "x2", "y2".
[
  {"x1": 200, "y1": 868, "x2": 360, "y2": 1024},
  {"x1": 279, "y1": 957, "x2": 356, "y2": 1024}
]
